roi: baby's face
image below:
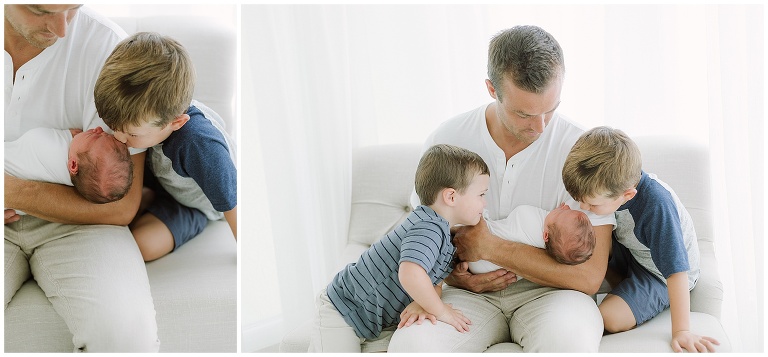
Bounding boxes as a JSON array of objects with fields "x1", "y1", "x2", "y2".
[
  {"x1": 69, "y1": 126, "x2": 126, "y2": 162},
  {"x1": 544, "y1": 203, "x2": 585, "y2": 230}
]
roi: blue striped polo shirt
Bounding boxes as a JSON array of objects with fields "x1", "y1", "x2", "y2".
[{"x1": 327, "y1": 205, "x2": 456, "y2": 339}]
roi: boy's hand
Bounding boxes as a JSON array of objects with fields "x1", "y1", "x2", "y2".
[
  {"x1": 69, "y1": 128, "x2": 83, "y2": 137},
  {"x1": 671, "y1": 330, "x2": 720, "y2": 352},
  {"x1": 435, "y1": 303, "x2": 471, "y2": 333},
  {"x1": 398, "y1": 301, "x2": 436, "y2": 329}
]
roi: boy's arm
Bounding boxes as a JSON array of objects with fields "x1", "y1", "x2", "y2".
[
  {"x1": 667, "y1": 272, "x2": 720, "y2": 352},
  {"x1": 4, "y1": 152, "x2": 145, "y2": 225},
  {"x1": 399, "y1": 262, "x2": 470, "y2": 332},
  {"x1": 454, "y1": 218, "x2": 611, "y2": 295},
  {"x1": 224, "y1": 206, "x2": 237, "y2": 239}
]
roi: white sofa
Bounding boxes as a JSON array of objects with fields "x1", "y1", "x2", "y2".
[
  {"x1": 3, "y1": 16, "x2": 237, "y2": 353},
  {"x1": 279, "y1": 136, "x2": 732, "y2": 352}
]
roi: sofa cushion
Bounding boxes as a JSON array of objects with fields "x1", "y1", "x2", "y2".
[{"x1": 347, "y1": 143, "x2": 421, "y2": 248}]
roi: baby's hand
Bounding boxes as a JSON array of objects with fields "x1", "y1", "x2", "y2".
[
  {"x1": 436, "y1": 303, "x2": 471, "y2": 333},
  {"x1": 671, "y1": 330, "x2": 720, "y2": 352},
  {"x1": 398, "y1": 301, "x2": 436, "y2": 329},
  {"x1": 69, "y1": 128, "x2": 83, "y2": 137}
]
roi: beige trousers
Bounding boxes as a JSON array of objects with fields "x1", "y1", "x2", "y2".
[
  {"x1": 4, "y1": 215, "x2": 160, "y2": 352},
  {"x1": 387, "y1": 279, "x2": 604, "y2": 352}
]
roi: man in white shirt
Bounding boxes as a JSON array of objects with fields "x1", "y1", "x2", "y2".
[
  {"x1": 388, "y1": 25, "x2": 615, "y2": 353},
  {"x1": 4, "y1": 4, "x2": 159, "y2": 352}
]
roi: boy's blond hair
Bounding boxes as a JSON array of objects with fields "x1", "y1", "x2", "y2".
[
  {"x1": 415, "y1": 144, "x2": 490, "y2": 206},
  {"x1": 95, "y1": 32, "x2": 195, "y2": 131},
  {"x1": 562, "y1": 126, "x2": 642, "y2": 201}
]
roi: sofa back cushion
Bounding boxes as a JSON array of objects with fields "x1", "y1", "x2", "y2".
[{"x1": 348, "y1": 144, "x2": 421, "y2": 247}]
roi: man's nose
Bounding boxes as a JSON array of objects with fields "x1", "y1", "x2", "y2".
[{"x1": 47, "y1": 12, "x2": 69, "y2": 38}]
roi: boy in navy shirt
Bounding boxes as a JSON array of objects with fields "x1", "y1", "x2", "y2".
[
  {"x1": 95, "y1": 32, "x2": 237, "y2": 261},
  {"x1": 562, "y1": 126, "x2": 718, "y2": 352}
]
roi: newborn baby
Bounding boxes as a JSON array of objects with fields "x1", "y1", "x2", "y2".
[
  {"x1": 469, "y1": 203, "x2": 596, "y2": 274},
  {"x1": 5, "y1": 126, "x2": 133, "y2": 205}
]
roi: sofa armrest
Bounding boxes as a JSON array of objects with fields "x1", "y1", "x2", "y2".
[{"x1": 690, "y1": 240, "x2": 724, "y2": 318}]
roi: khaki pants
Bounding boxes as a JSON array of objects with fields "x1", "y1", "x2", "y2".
[
  {"x1": 4, "y1": 215, "x2": 160, "y2": 352},
  {"x1": 388, "y1": 279, "x2": 604, "y2": 352}
]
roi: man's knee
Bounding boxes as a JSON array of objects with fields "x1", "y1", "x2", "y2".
[{"x1": 75, "y1": 304, "x2": 159, "y2": 352}]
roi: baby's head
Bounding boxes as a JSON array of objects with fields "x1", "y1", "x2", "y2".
[
  {"x1": 415, "y1": 144, "x2": 490, "y2": 226},
  {"x1": 67, "y1": 127, "x2": 134, "y2": 204},
  {"x1": 542, "y1": 203, "x2": 595, "y2": 265}
]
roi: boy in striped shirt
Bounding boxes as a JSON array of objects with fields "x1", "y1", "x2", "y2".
[{"x1": 309, "y1": 144, "x2": 490, "y2": 352}]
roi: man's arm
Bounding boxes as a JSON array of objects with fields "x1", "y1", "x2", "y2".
[
  {"x1": 4, "y1": 151, "x2": 146, "y2": 226},
  {"x1": 454, "y1": 218, "x2": 612, "y2": 295}
]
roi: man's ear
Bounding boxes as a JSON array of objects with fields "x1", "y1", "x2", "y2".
[
  {"x1": 485, "y1": 79, "x2": 498, "y2": 100},
  {"x1": 441, "y1": 188, "x2": 457, "y2": 207},
  {"x1": 169, "y1": 114, "x2": 190, "y2": 131},
  {"x1": 68, "y1": 157, "x2": 78, "y2": 176}
]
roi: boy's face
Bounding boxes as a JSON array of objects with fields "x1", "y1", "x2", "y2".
[
  {"x1": 578, "y1": 193, "x2": 630, "y2": 216},
  {"x1": 112, "y1": 114, "x2": 189, "y2": 149},
  {"x1": 454, "y1": 173, "x2": 490, "y2": 226}
]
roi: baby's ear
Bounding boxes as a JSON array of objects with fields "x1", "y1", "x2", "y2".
[
  {"x1": 68, "y1": 157, "x2": 78, "y2": 175},
  {"x1": 542, "y1": 229, "x2": 550, "y2": 243}
]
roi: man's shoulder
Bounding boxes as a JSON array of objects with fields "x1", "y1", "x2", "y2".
[{"x1": 77, "y1": 7, "x2": 128, "y2": 40}]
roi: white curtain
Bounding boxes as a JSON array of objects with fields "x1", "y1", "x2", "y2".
[{"x1": 241, "y1": 4, "x2": 763, "y2": 352}]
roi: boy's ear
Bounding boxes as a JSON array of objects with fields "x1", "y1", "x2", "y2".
[
  {"x1": 485, "y1": 79, "x2": 498, "y2": 100},
  {"x1": 441, "y1": 188, "x2": 457, "y2": 207},
  {"x1": 169, "y1": 114, "x2": 190, "y2": 131},
  {"x1": 623, "y1": 188, "x2": 638, "y2": 202},
  {"x1": 68, "y1": 157, "x2": 78, "y2": 176}
]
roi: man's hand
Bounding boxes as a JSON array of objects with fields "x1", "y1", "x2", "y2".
[
  {"x1": 445, "y1": 261, "x2": 516, "y2": 293},
  {"x1": 5, "y1": 209, "x2": 21, "y2": 225},
  {"x1": 453, "y1": 218, "x2": 496, "y2": 262}
]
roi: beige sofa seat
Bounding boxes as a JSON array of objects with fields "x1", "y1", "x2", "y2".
[{"x1": 279, "y1": 136, "x2": 731, "y2": 352}]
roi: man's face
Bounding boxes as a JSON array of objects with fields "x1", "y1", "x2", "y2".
[
  {"x1": 491, "y1": 76, "x2": 562, "y2": 145},
  {"x1": 4, "y1": 4, "x2": 82, "y2": 49}
]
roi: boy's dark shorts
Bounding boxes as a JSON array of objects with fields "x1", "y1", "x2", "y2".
[
  {"x1": 607, "y1": 238, "x2": 670, "y2": 326},
  {"x1": 145, "y1": 186, "x2": 209, "y2": 250}
]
